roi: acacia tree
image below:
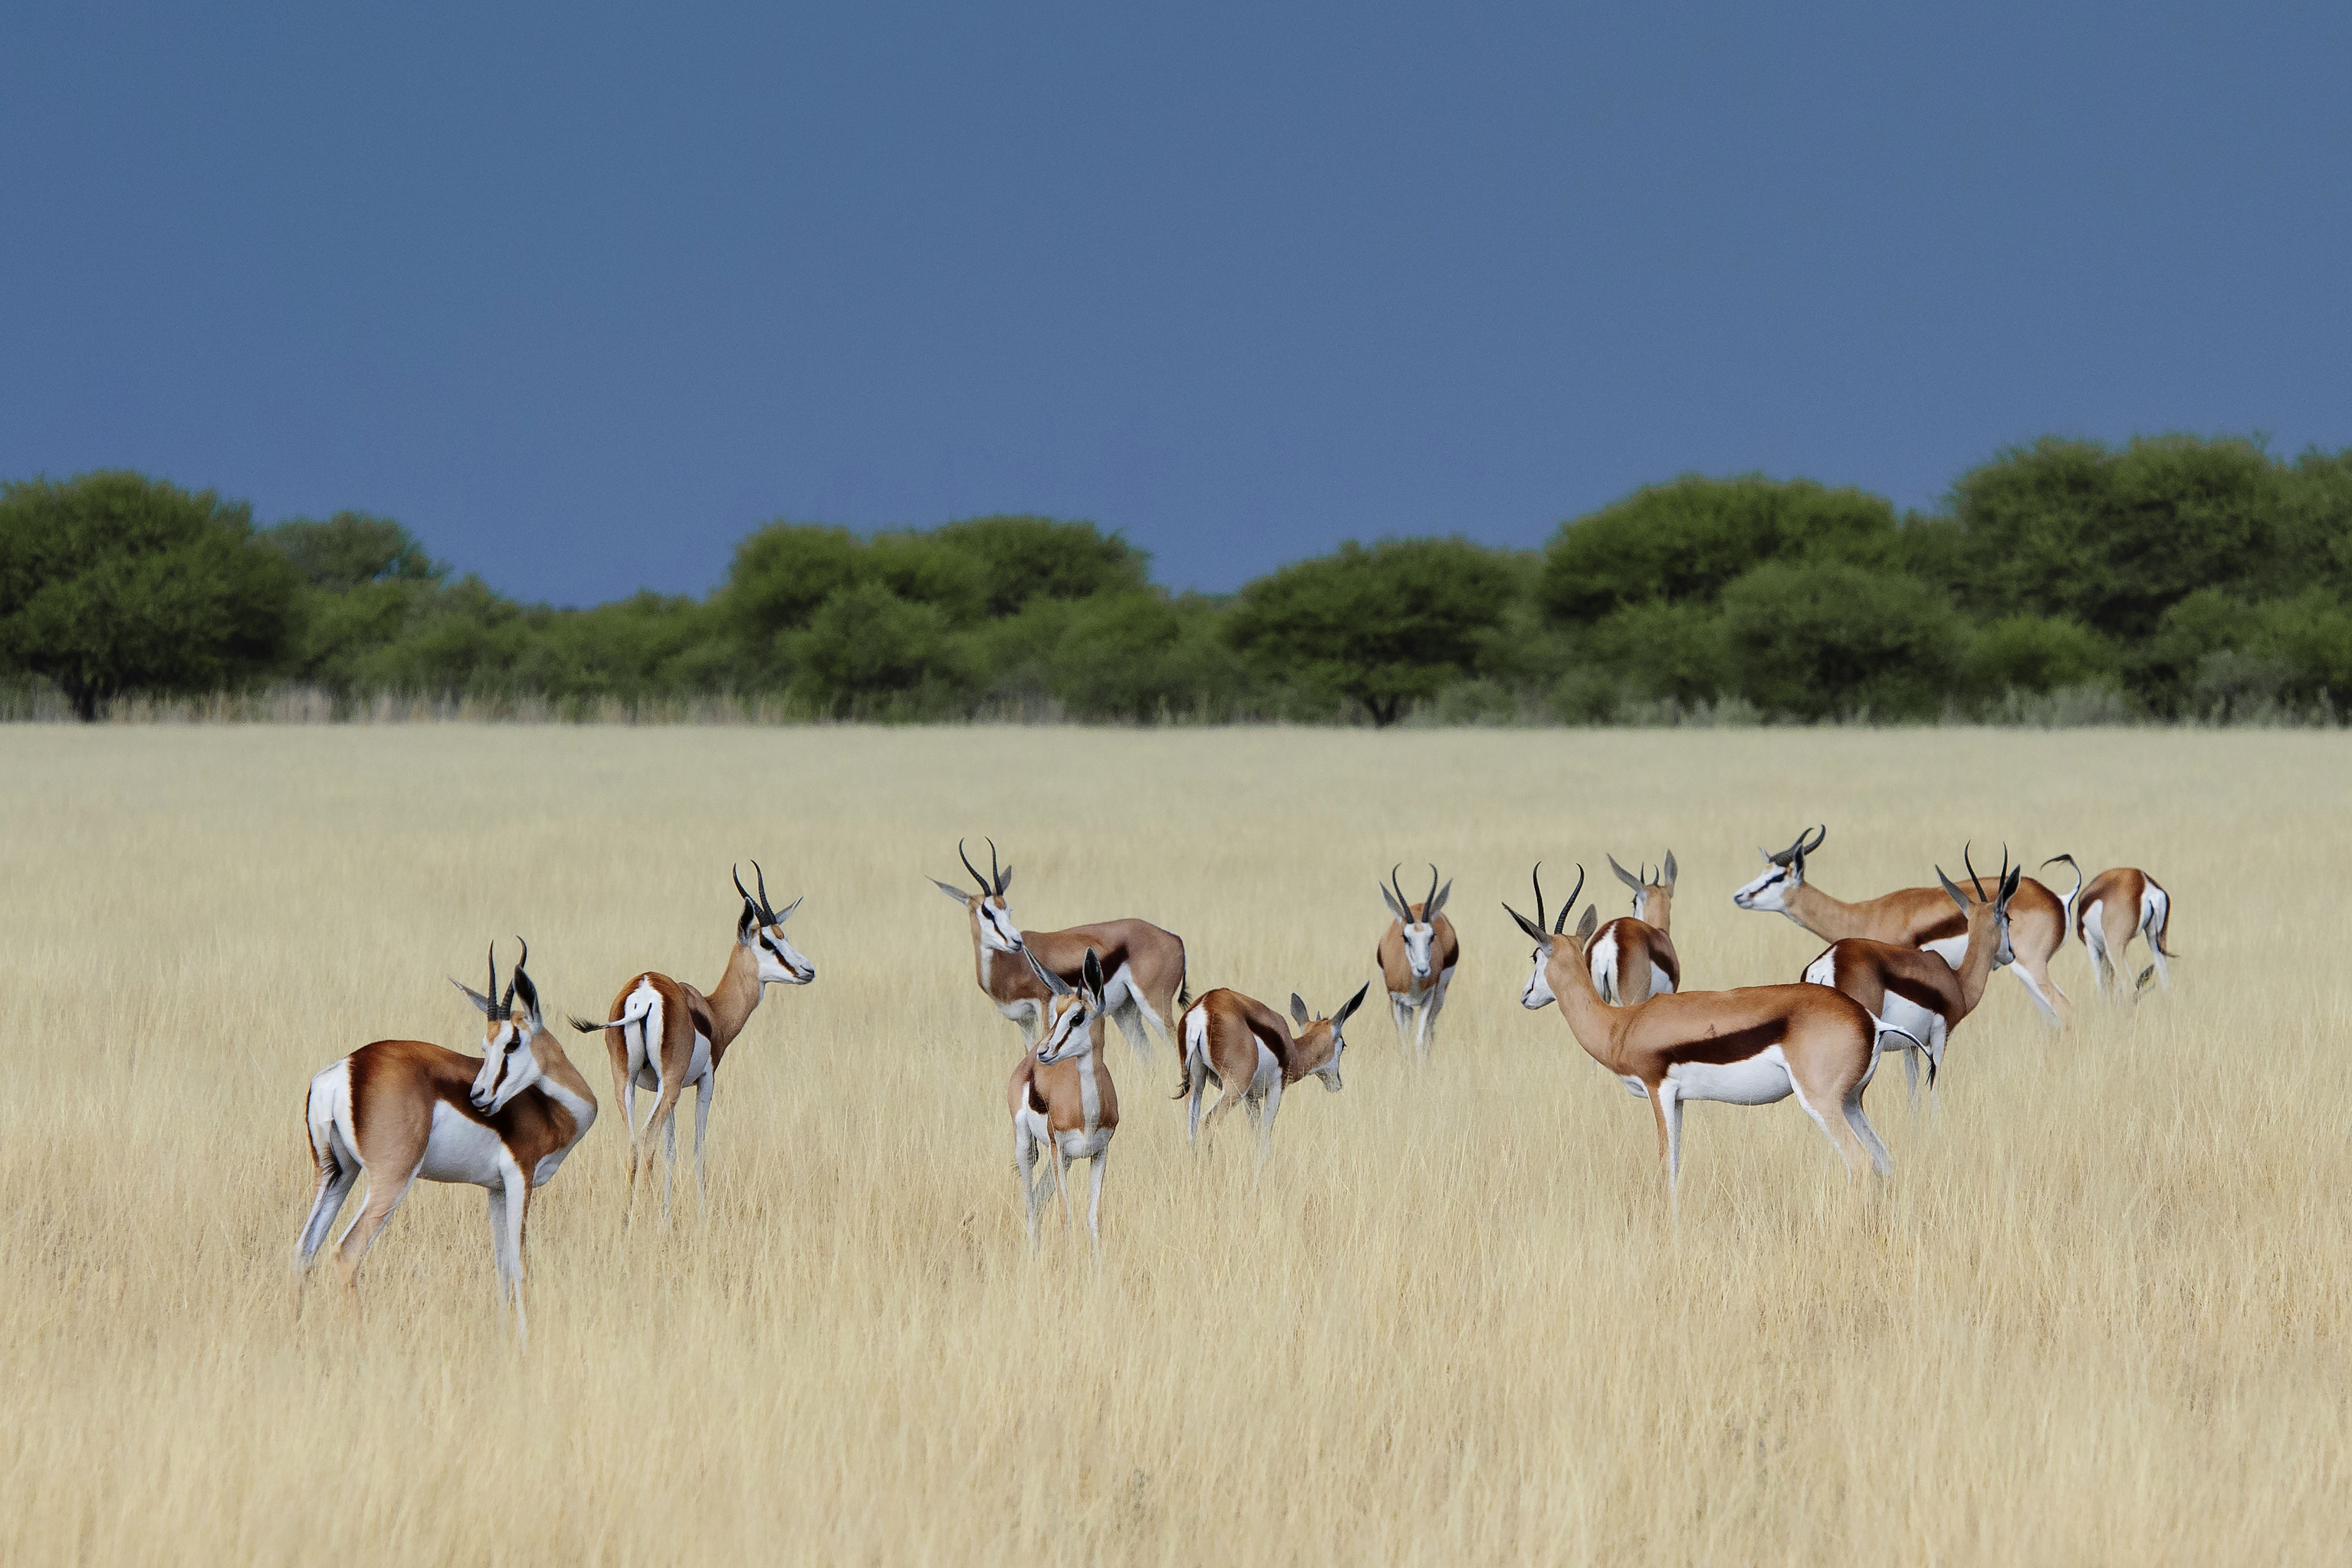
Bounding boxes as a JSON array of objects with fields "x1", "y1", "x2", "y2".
[
  {"x1": 0, "y1": 472, "x2": 301, "y2": 719},
  {"x1": 1222, "y1": 538, "x2": 1520, "y2": 724}
]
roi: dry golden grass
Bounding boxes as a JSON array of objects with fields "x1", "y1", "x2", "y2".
[{"x1": 2, "y1": 724, "x2": 2346, "y2": 1565}]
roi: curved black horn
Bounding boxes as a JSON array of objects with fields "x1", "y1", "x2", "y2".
[
  {"x1": 1804, "y1": 824, "x2": 1826, "y2": 855},
  {"x1": 500, "y1": 937, "x2": 522, "y2": 1013},
  {"x1": 958, "y1": 839, "x2": 989, "y2": 894},
  {"x1": 1531, "y1": 863, "x2": 1548, "y2": 933},
  {"x1": 1425, "y1": 863, "x2": 1440, "y2": 916},
  {"x1": 734, "y1": 862, "x2": 757, "y2": 909},
  {"x1": 485, "y1": 940, "x2": 500, "y2": 1013},
  {"x1": 1389, "y1": 862, "x2": 1412, "y2": 917},
  {"x1": 1553, "y1": 865, "x2": 1586, "y2": 934},
  {"x1": 987, "y1": 837, "x2": 1005, "y2": 896},
  {"x1": 1963, "y1": 841, "x2": 1984, "y2": 902},
  {"x1": 753, "y1": 859, "x2": 778, "y2": 924}
]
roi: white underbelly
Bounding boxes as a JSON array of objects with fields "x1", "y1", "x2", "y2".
[
  {"x1": 1650, "y1": 962, "x2": 1676, "y2": 996},
  {"x1": 1253, "y1": 1042, "x2": 1280, "y2": 1094},
  {"x1": 1920, "y1": 935, "x2": 1967, "y2": 967},
  {"x1": 2082, "y1": 899, "x2": 2108, "y2": 953},
  {"x1": 1878, "y1": 994, "x2": 1939, "y2": 1049},
  {"x1": 1056, "y1": 1126, "x2": 1113, "y2": 1159},
  {"x1": 417, "y1": 1101, "x2": 511, "y2": 1185},
  {"x1": 1668, "y1": 1046, "x2": 1793, "y2": 1106}
]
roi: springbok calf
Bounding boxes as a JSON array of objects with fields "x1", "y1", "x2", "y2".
[
  {"x1": 1507, "y1": 866, "x2": 1911, "y2": 1205},
  {"x1": 1802, "y1": 852, "x2": 2020, "y2": 1105},
  {"x1": 570, "y1": 864, "x2": 814, "y2": 1226},
  {"x1": 1732, "y1": 825, "x2": 2076, "y2": 1026},
  {"x1": 297, "y1": 941, "x2": 597, "y2": 1347},
  {"x1": 1007, "y1": 949, "x2": 1118, "y2": 1256},
  {"x1": 1375, "y1": 864, "x2": 1457, "y2": 1057},
  {"x1": 2055, "y1": 857, "x2": 2176, "y2": 995},
  {"x1": 933, "y1": 838, "x2": 1188, "y2": 1061},
  {"x1": 1173, "y1": 982, "x2": 1370, "y2": 1163},
  {"x1": 1588, "y1": 852, "x2": 1680, "y2": 1005}
]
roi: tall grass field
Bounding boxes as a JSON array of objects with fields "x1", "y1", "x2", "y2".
[{"x1": 2, "y1": 725, "x2": 2343, "y2": 1565}]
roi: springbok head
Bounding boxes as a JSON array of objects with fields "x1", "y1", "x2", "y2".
[
  {"x1": 1731, "y1": 825, "x2": 1825, "y2": 914},
  {"x1": 1288, "y1": 983, "x2": 1372, "y2": 1091},
  {"x1": 1503, "y1": 864, "x2": 1595, "y2": 1010},
  {"x1": 1379, "y1": 862, "x2": 1453, "y2": 983},
  {"x1": 931, "y1": 837, "x2": 1022, "y2": 955},
  {"x1": 453, "y1": 939, "x2": 548, "y2": 1115},
  {"x1": 1936, "y1": 843, "x2": 2023, "y2": 972},
  {"x1": 1025, "y1": 947, "x2": 1108, "y2": 1065},
  {"x1": 1607, "y1": 850, "x2": 1677, "y2": 925},
  {"x1": 734, "y1": 861, "x2": 816, "y2": 984}
]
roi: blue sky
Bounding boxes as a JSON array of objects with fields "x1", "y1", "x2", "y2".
[{"x1": 5, "y1": 2, "x2": 2347, "y2": 605}]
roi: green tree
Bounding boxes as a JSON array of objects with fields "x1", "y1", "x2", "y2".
[
  {"x1": 1539, "y1": 476, "x2": 1899, "y2": 626},
  {"x1": 1958, "y1": 615, "x2": 2116, "y2": 698},
  {"x1": 928, "y1": 516, "x2": 1151, "y2": 617},
  {"x1": 1222, "y1": 538, "x2": 1520, "y2": 725},
  {"x1": 264, "y1": 512, "x2": 442, "y2": 590},
  {"x1": 0, "y1": 471, "x2": 301, "y2": 719},
  {"x1": 1717, "y1": 561, "x2": 1962, "y2": 719}
]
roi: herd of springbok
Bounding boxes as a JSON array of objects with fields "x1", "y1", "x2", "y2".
[{"x1": 294, "y1": 831, "x2": 2176, "y2": 1341}]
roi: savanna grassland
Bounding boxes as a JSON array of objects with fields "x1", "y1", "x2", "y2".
[{"x1": 1, "y1": 724, "x2": 2345, "y2": 1566}]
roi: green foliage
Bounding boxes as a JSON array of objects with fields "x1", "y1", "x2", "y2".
[
  {"x1": 1539, "y1": 475, "x2": 1898, "y2": 626},
  {"x1": 928, "y1": 516, "x2": 1151, "y2": 617},
  {"x1": 265, "y1": 512, "x2": 442, "y2": 590},
  {"x1": 1959, "y1": 616, "x2": 2116, "y2": 698},
  {"x1": 1717, "y1": 561, "x2": 1962, "y2": 720},
  {"x1": 0, "y1": 472, "x2": 301, "y2": 718},
  {"x1": 783, "y1": 580, "x2": 974, "y2": 712},
  {"x1": 1221, "y1": 538, "x2": 1520, "y2": 724}
]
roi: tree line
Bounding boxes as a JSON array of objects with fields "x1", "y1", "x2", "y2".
[{"x1": 3, "y1": 434, "x2": 2349, "y2": 723}]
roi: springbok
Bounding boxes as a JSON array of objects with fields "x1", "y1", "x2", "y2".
[
  {"x1": 1588, "y1": 852, "x2": 1680, "y2": 1005},
  {"x1": 1506, "y1": 866, "x2": 1911, "y2": 1205},
  {"x1": 570, "y1": 863, "x2": 814, "y2": 1226},
  {"x1": 1375, "y1": 864, "x2": 1457, "y2": 1057},
  {"x1": 2055, "y1": 857, "x2": 2176, "y2": 995},
  {"x1": 1801, "y1": 851, "x2": 2020, "y2": 1105},
  {"x1": 1173, "y1": 982, "x2": 1370, "y2": 1163},
  {"x1": 1007, "y1": 948, "x2": 1117, "y2": 1256},
  {"x1": 933, "y1": 838, "x2": 1188, "y2": 1061},
  {"x1": 296, "y1": 941, "x2": 597, "y2": 1347},
  {"x1": 1732, "y1": 825, "x2": 2075, "y2": 1026}
]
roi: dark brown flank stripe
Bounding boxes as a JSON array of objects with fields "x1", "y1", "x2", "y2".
[
  {"x1": 1885, "y1": 972, "x2": 1954, "y2": 1016},
  {"x1": 1913, "y1": 908, "x2": 1968, "y2": 944},
  {"x1": 1673, "y1": 1016, "x2": 1791, "y2": 1066}
]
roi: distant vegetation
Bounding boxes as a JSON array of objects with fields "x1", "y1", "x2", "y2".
[{"x1": 4, "y1": 434, "x2": 2350, "y2": 723}]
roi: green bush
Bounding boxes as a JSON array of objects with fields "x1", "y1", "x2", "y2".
[
  {"x1": 1718, "y1": 561, "x2": 1962, "y2": 719},
  {"x1": 1960, "y1": 615, "x2": 2116, "y2": 698}
]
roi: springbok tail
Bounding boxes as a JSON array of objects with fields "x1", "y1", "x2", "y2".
[
  {"x1": 1170, "y1": 1004, "x2": 1205, "y2": 1100},
  {"x1": 1175, "y1": 951, "x2": 1190, "y2": 1011},
  {"x1": 571, "y1": 990, "x2": 656, "y2": 1036},
  {"x1": 2143, "y1": 887, "x2": 2179, "y2": 957},
  {"x1": 2042, "y1": 854, "x2": 2084, "y2": 942}
]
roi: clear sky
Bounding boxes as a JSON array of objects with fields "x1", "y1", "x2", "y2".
[{"x1": 6, "y1": 2, "x2": 2348, "y2": 605}]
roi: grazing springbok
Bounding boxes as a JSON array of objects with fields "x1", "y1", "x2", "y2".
[
  {"x1": 1732, "y1": 825, "x2": 2076, "y2": 1027},
  {"x1": 296, "y1": 941, "x2": 597, "y2": 1347},
  {"x1": 1007, "y1": 949, "x2": 1118, "y2": 1256},
  {"x1": 1375, "y1": 863, "x2": 1458, "y2": 1057},
  {"x1": 2056, "y1": 857, "x2": 2176, "y2": 995},
  {"x1": 1588, "y1": 852, "x2": 1681, "y2": 1005},
  {"x1": 933, "y1": 838, "x2": 1188, "y2": 1061},
  {"x1": 570, "y1": 864, "x2": 814, "y2": 1226},
  {"x1": 1802, "y1": 850, "x2": 2020, "y2": 1105},
  {"x1": 1173, "y1": 982, "x2": 1370, "y2": 1163},
  {"x1": 1507, "y1": 866, "x2": 1912, "y2": 1206}
]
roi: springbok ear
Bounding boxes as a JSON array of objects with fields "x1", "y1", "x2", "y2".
[
  {"x1": 1935, "y1": 866, "x2": 1970, "y2": 913},
  {"x1": 1503, "y1": 904, "x2": 1553, "y2": 947},
  {"x1": 1334, "y1": 982, "x2": 1370, "y2": 1026},
  {"x1": 1023, "y1": 947, "x2": 1073, "y2": 997},
  {"x1": 1661, "y1": 851, "x2": 1677, "y2": 888},
  {"x1": 770, "y1": 893, "x2": 804, "y2": 924},
  {"x1": 1427, "y1": 880, "x2": 1453, "y2": 917},
  {"x1": 1576, "y1": 905, "x2": 1598, "y2": 943},
  {"x1": 1379, "y1": 883, "x2": 1409, "y2": 922},
  {"x1": 451, "y1": 978, "x2": 500, "y2": 1017},
  {"x1": 738, "y1": 901, "x2": 760, "y2": 941},
  {"x1": 996, "y1": 866, "x2": 1014, "y2": 895},
  {"x1": 1080, "y1": 948, "x2": 1106, "y2": 1006},
  {"x1": 1290, "y1": 993, "x2": 1311, "y2": 1026},
  {"x1": 1609, "y1": 855, "x2": 1644, "y2": 893},
  {"x1": 933, "y1": 878, "x2": 976, "y2": 904},
  {"x1": 2000, "y1": 864, "x2": 2023, "y2": 905},
  {"x1": 511, "y1": 967, "x2": 541, "y2": 1026}
]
